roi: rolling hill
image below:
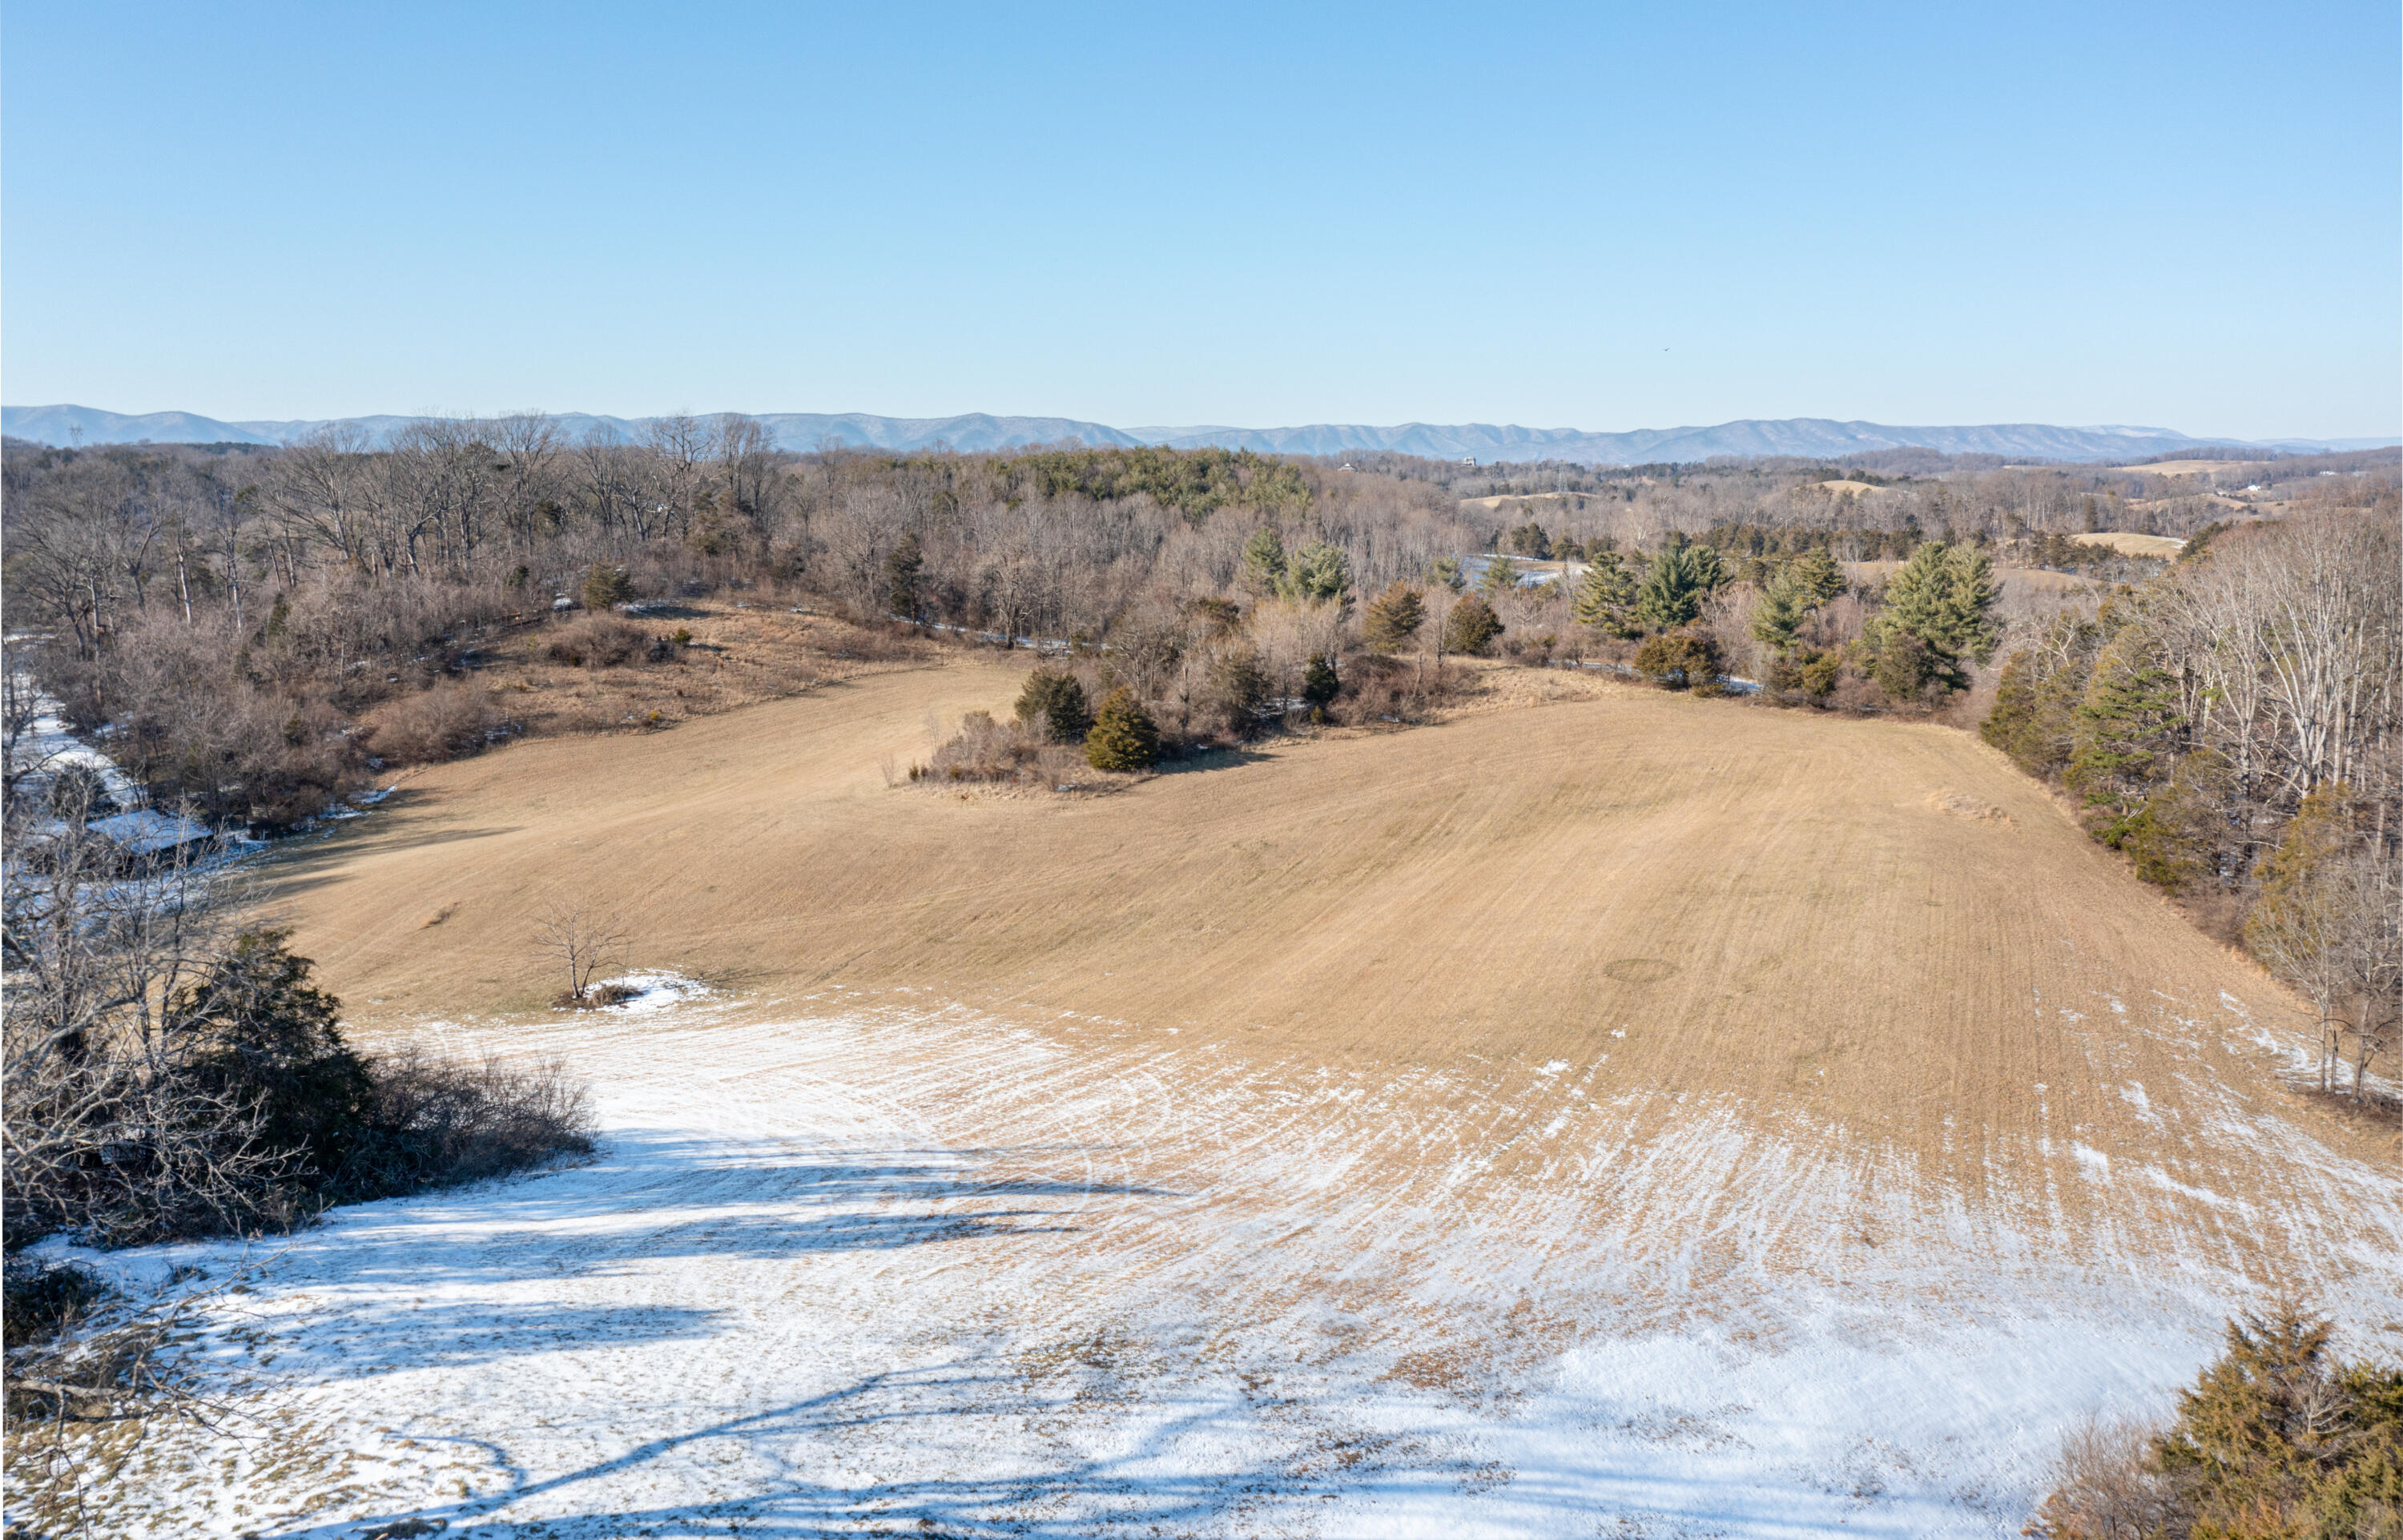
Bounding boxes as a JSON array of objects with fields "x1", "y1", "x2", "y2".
[{"x1": 46, "y1": 656, "x2": 2390, "y2": 1535}]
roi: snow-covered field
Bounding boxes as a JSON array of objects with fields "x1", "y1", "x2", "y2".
[{"x1": 30, "y1": 981, "x2": 2395, "y2": 1539}]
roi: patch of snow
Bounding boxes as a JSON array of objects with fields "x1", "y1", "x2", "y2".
[
  {"x1": 2071, "y1": 1144, "x2": 2111, "y2": 1180},
  {"x1": 85, "y1": 807, "x2": 215, "y2": 855},
  {"x1": 41, "y1": 1005, "x2": 2400, "y2": 1538},
  {"x1": 2142, "y1": 1166, "x2": 2232, "y2": 1209},
  {"x1": 590, "y1": 970, "x2": 714, "y2": 1014}
]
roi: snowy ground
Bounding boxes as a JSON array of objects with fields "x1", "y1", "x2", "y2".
[{"x1": 26, "y1": 987, "x2": 2397, "y2": 1538}]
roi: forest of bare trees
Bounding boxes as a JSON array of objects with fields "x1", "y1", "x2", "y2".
[
  {"x1": 1982, "y1": 510, "x2": 2401, "y2": 1101},
  {"x1": 5, "y1": 420, "x2": 2393, "y2": 828}
]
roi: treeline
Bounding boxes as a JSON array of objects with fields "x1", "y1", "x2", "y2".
[
  {"x1": 1981, "y1": 509, "x2": 2400, "y2": 1100},
  {"x1": 3, "y1": 421, "x2": 2393, "y2": 846},
  {"x1": 0, "y1": 424, "x2": 1479, "y2": 826}
]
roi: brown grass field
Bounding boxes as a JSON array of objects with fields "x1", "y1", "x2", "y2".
[
  {"x1": 2124, "y1": 460, "x2": 2269, "y2": 478},
  {"x1": 2071, "y1": 530, "x2": 2186, "y2": 557},
  {"x1": 39, "y1": 650, "x2": 2399, "y2": 1535},
  {"x1": 1846, "y1": 558, "x2": 2097, "y2": 593},
  {"x1": 266, "y1": 654, "x2": 2390, "y2": 1273}
]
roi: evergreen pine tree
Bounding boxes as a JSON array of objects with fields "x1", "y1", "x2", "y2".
[
  {"x1": 1572, "y1": 551, "x2": 1638, "y2": 636},
  {"x1": 1634, "y1": 545, "x2": 1709, "y2": 631},
  {"x1": 1789, "y1": 548, "x2": 1846, "y2": 606},
  {"x1": 2066, "y1": 627, "x2": 2187, "y2": 842},
  {"x1": 1980, "y1": 613, "x2": 2103, "y2": 777},
  {"x1": 1302, "y1": 653, "x2": 1340, "y2": 710},
  {"x1": 582, "y1": 563, "x2": 634, "y2": 611},
  {"x1": 1085, "y1": 688, "x2": 1161, "y2": 771},
  {"x1": 168, "y1": 930, "x2": 374, "y2": 1183},
  {"x1": 1443, "y1": 592, "x2": 1503, "y2": 655},
  {"x1": 1941, "y1": 545, "x2": 2002, "y2": 664},
  {"x1": 1240, "y1": 526, "x2": 1287, "y2": 596},
  {"x1": 1014, "y1": 667, "x2": 1092, "y2": 742},
  {"x1": 1284, "y1": 540, "x2": 1353, "y2": 605},
  {"x1": 1869, "y1": 541, "x2": 1974, "y2": 691},
  {"x1": 1361, "y1": 581, "x2": 1427, "y2": 651},
  {"x1": 1749, "y1": 576, "x2": 1807, "y2": 652},
  {"x1": 884, "y1": 532, "x2": 924, "y2": 621}
]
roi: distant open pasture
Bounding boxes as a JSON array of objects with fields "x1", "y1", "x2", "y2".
[{"x1": 2071, "y1": 530, "x2": 2186, "y2": 557}]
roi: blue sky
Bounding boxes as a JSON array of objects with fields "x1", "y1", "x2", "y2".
[{"x1": 4, "y1": 2, "x2": 2396, "y2": 437}]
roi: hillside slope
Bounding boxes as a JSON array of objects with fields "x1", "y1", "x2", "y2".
[
  {"x1": 38, "y1": 661, "x2": 2392, "y2": 1538},
  {"x1": 277, "y1": 661, "x2": 2387, "y2": 1271}
]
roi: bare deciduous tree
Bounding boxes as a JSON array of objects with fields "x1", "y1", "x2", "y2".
[{"x1": 533, "y1": 900, "x2": 628, "y2": 1004}]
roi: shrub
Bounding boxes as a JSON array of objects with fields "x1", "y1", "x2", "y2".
[
  {"x1": 340, "y1": 1048, "x2": 594, "y2": 1198},
  {"x1": 1302, "y1": 653, "x2": 1340, "y2": 710},
  {"x1": 1014, "y1": 667, "x2": 1093, "y2": 742},
  {"x1": 167, "y1": 930, "x2": 379, "y2": 1191},
  {"x1": 1201, "y1": 648, "x2": 1273, "y2": 734},
  {"x1": 541, "y1": 614, "x2": 648, "y2": 669},
  {"x1": 1501, "y1": 631, "x2": 1558, "y2": 665},
  {"x1": 1185, "y1": 596, "x2": 1243, "y2": 634},
  {"x1": 1086, "y1": 688, "x2": 1161, "y2": 772},
  {"x1": 2, "y1": 1260, "x2": 110, "y2": 1352},
  {"x1": 1362, "y1": 581, "x2": 1427, "y2": 652},
  {"x1": 5, "y1": 916, "x2": 594, "y2": 1250},
  {"x1": 582, "y1": 563, "x2": 634, "y2": 611},
  {"x1": 364, "y1": 681, "x2": 498, "y2": 764},
  {"x1": 1500, "y1": 521, "x2": 1552, "y2": 558},
  {"x1": 1328, "y1": 653, "x2": 1467, "y2": 727},
  {"x1": 1633, "y1": 626, "x2": 1723, "y2": 692},
  {"x1": 1443, "y1": 593, "x2": 1503, "y2": 656},
  {"x1": 554, "y1": 982, "x2": 642, "y2": 1009},
  {"x1": 46, "y1": 762, "x2": 116, "y2": 819},
  {"x1": 1871, "y1": 630, "x2": 1935, "y2": 703}
]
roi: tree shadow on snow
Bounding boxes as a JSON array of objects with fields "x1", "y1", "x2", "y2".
[{"x1": 245, "y1": 1354, "x2": 1549, "y2": 1540}]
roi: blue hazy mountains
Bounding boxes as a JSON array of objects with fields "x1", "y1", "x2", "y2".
[{"x1": 4, "y1": 404, "x2": 2389, "y2": 464}]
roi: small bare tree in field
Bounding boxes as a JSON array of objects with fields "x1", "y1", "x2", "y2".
[{"x1": 534, "y1": 901, "x2": 627, "y2": 1007}]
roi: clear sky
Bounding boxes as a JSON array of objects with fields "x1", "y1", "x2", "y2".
[{"x1": 4, "y1": 2, "x2": 2397, "y2": 438}]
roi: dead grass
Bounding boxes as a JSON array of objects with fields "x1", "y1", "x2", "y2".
[
  {"x1": 449, "y1": 601, "x2": 940, "y2": 746},
  {"x1": 1846, "y1": 559, "x2": 2098, "y2": 594},
  {"x1": 250, "y1": 653, "x2": 2389, "y2": 1269},
  {"x1": 2071, "y1": 530, "x2": 2185, "y2": 557},
  {"x1": 2124, "y1": 459, "x2": 2269, "y2": 477}
]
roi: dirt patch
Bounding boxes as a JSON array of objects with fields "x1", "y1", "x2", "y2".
[{"x1": 1603, "y1": 958, "x2": 1680, "y2": 983}]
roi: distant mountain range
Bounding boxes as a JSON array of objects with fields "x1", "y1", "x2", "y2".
[{"x1": 5, "y1": 403, "x2": 2392, "y2": 464}]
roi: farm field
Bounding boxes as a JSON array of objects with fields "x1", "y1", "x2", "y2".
[
  {"x1": 1842, "y1": 558, "x2": 2095, "y2": 593},
  {"x1": 2069, "y1": 530, "x2": 2185, "y2": 557},
  {"x1": 27, "y1": 659, "x2": 2399, "y2": 1537}
]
